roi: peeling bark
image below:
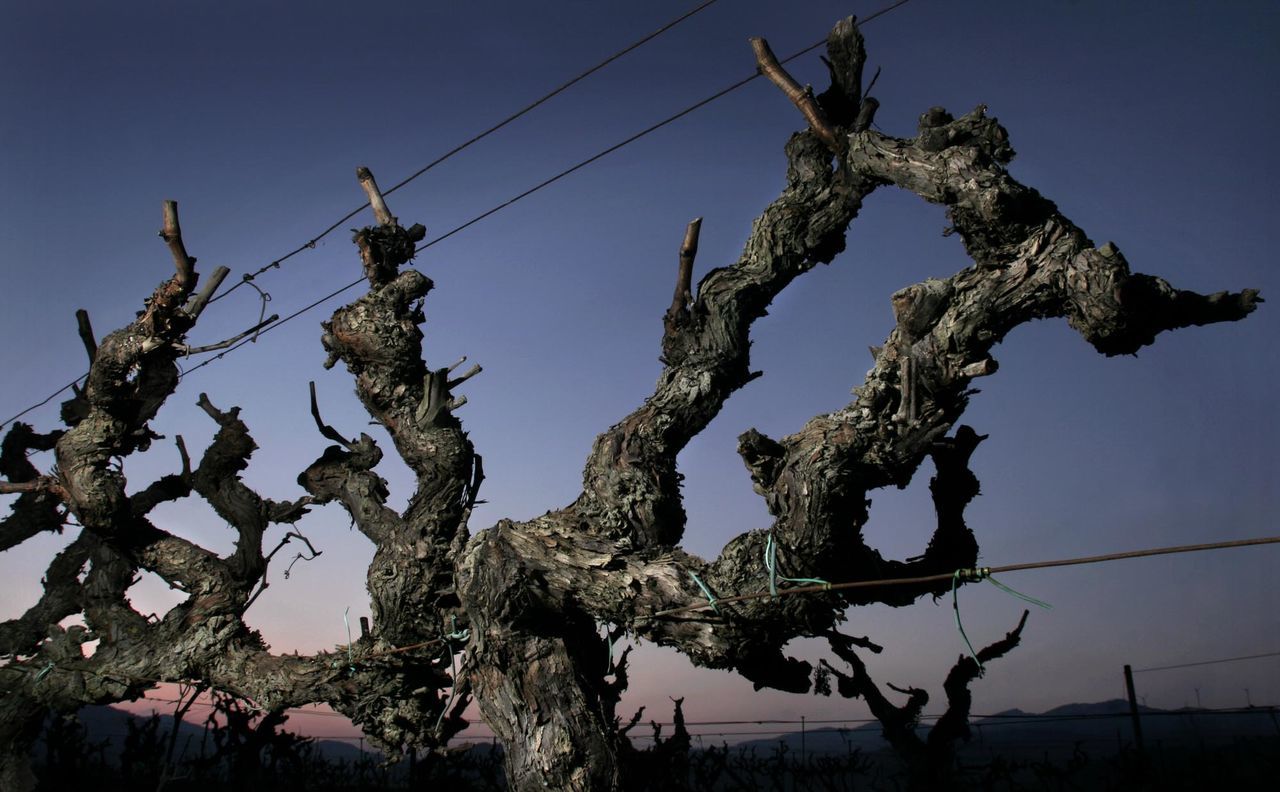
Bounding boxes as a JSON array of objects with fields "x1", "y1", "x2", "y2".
[{"x1": 0, "y1": 16, "x2": 1261, "y2": 792}]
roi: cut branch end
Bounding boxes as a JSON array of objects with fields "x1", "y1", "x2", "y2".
[
  {"x1": 161, "y1": 200, "x2": 197, "y2": 290},
  {"x1": 447, "y1": 364, "x2": 482, "y2": 389},
  {"x1": 356, "y1": 166, "x2": 396, "y2": 227},
  {"x1": 751, "y1": 37, "x2": 840, "y2": 151},
  {"x1": 667, "y1": 218, "x2": 702, "y2": 322},
  {"x1": 75, "y1": 309, "x2": 97, "y2": 364}
]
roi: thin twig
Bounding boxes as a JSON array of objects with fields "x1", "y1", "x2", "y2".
[
  {"x1": 308, "y1": 382, "x2": 355, "y2": 449},
  {"x1": 266, "y1": 529, "x2": 321, "y2": 566},
  {"x1": 246, "y1": 529, "x2": 323, "y2": 610},
  {"x1": 179, "y1": 314, "x2": 279, "y2": 355},
  {"x1": 283, "y1": 547, "x2": 322, "y2": 579}
]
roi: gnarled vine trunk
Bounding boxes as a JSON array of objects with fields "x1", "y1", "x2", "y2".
[{"x1": 0, "y1": 17, "x2": 1260, "y2": 792}]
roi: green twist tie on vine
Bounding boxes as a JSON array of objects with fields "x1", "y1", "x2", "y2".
[
  {"x1": 602, "y1": 623, "x2": 624, "y2": 674},
  {"x1": 688, "y1": 570, "x2": 720, "y2": 614},
  {"x1": 951, "y1": 570, "x2": 984, "y2": 672},
  {"x1": 435, "y1": 646, "x2": 458, "y2": 731},
  {"x1": 343, "y1": 607, "x2": 356, "y2": 674},
  {"x1": 445, "y1": 614, "x2": 470, "y2": 643},
  {"x1": 435, "y1": 617, "x2": 470, "y2": 732},
  {"x1": 951, "y1": 567, "x2": 1052, "y2": 674},
  {"x1": 765, "y1": 534, "x2": 831, "y2": 599},
  {"x1": 987, "y1": 575, "x2": 1053, "y2": 611},
  {"x1": 765, "y1": 534, "x2": 781, "y2": 599},
  {"x1": 34, "y1": 662, "x2": 55, "y2": 683},
  {"x1": 788, "y1": 577, "x2": 834, "y2": 589}
]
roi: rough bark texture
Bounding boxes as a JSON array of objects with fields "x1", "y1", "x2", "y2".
[{"x1": 0, "y1": 18, "x2": 1261, "y2": 792}]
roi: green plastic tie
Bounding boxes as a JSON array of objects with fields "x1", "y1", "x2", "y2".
[
  {"x1": 34, "y1": 662, "x2": 55, "y2": 683},
  {"x1": 765, "y1": 534, "x2": 781, "y2": 599},
  {"x1": 435, "y1": 644, "x2": 458, "y2": 731},
  {"x1": 987, "y1": 575, "x2": 1053, "y2": 611},
  {"x1": 343, "y1": 607, "x2": 356, "y2": 674},
  {"x1": 951, "y1": 567, "x2": 1052, "y2": 674},
  {"x1": 788, "y1": 577, "x2": 835, "y2": 589},
  {"x1": 445, "y1": 614, "x2": 470, "y2": 643},
  {"x1": 765, "y1": 534, "x2": 831, "y2": 598},
  {"x1": 951, "y1": 569, "x2": 984, "y2": 673},
  {"x1": 435, "y1": 621, "x2": 468, "y2": 732},
  {"x1": 688, "y1": 570, "x2": 720, "y2": 614},
  {"x1": 602, "y1": 623, "x2": 623, "y2": 674}
]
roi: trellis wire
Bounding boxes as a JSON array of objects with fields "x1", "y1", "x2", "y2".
[{"x1": 642, "y1": 535, "x2": 1280, "y2": 621}]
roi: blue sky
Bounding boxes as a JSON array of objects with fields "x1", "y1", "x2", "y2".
[{"x1": 2, "y1": 0, "x2": 1277, "y2": 738}]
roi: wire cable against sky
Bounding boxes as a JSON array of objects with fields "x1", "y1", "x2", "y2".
[
  {"x1": 642, "y1": 535, "x2": 1280, "y2": 620},
  {"x1": 0, "y1": 0, "x2": 724, "y2": 427},
  {"x1": 1132, "y1": 650, "x2": 1280, "y2": 674},
  {"x1": 171, "y1": 2, "x2": 912, "y2": 381},
  {"x1": 204, "y1": 0, "x2": 725, "y2": 309},
  {"x1": 413, "y1": 0, "x2": 913, "y2": 252},
  {"x1": 0, "y1": 373, "x2": 88, "y2": 429},
  {"x1": 0, "y1": 0, "x2": 915, "y2": 425},
  {"x1": 183, "y1": 57, "x2": 788, "y2": 379}
]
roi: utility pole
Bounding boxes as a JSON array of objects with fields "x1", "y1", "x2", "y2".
[
  {"x1": 1123, "y1": 664, "x2": 1146, "y2": 754},
  {"x1": 800, "y1": 715, "x2": 806, "y2": 764},
  {"x1": 798, "y1": 715, "x2": 807, "y2": 792}
]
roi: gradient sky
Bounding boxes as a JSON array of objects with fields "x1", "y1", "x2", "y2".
[{"x1": 2, "y1": 0, "x2": 1278, "y2": 744}]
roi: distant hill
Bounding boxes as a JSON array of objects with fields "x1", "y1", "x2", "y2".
[{"x1": 729, "y1": 699, "x2": 1280, "y2": 761}]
